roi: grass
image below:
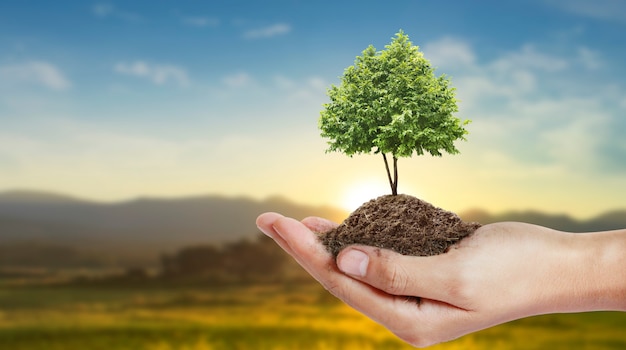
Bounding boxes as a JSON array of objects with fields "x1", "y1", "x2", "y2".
[{"x1": 0, "y1": 281, "x2": 625, "y2": 349}]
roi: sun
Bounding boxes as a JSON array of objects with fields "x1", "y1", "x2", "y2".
[{"x1": 341, "y1": 179, "x2": 391, "y2": 212}]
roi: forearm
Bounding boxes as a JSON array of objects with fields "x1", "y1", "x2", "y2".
[{"x1": 559, "y1": 229, "x2": 626, "y2": 313}]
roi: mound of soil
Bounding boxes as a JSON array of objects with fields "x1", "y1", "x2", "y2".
[{"x1": 318, "y1": 194, "x2": 481, "y2": 257}]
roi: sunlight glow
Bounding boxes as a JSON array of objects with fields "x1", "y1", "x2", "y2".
[{"x1": 341, "y1": 179, "x2": 391, "y2": 212}]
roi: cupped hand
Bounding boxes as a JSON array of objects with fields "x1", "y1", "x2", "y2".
[{"x1": 255, "y1": 212, "x2": 596, "y2": 347}]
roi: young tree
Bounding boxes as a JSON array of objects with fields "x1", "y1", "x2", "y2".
[{"x1": 319, "y1": 30, "x2": 470, "y2": 195}]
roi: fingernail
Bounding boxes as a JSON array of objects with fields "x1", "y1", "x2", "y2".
[{"x1": 338, "y1": 249, "x2": 368, "y2": 277}]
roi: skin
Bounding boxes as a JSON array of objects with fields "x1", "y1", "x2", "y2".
[{"x1": 256, "y1": 212, "x2": 626, "y2": 348}]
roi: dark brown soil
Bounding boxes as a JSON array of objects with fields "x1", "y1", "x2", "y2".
[{"x1": 318, "y1": 194, "x2": 481, "y2": 257}]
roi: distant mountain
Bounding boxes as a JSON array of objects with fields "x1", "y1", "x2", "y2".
[
  {"x1": 460, "y1": 208, "x2": 626, "y2": 233},
  {"x1": 0, "y1": 190, "x2": 348, "y2": 267},
  {"x1": 1, "y1": 190, "x2": 624, "y2": 268},
  {"x1": 0, "y1": 190, "x2": 83, "y2": 204}
]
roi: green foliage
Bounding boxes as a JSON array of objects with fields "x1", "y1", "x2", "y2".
[{"x1": 319, "y1": 30, "x2": 470, "y2": 195}]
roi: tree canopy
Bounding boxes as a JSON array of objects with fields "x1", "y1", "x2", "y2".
[{"x1": 319, "y1": 30, "x2": 470, "y2": 195}]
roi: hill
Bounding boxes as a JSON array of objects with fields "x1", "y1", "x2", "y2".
[
  {"x1": 1, "y1": 190, "x2": 624, "y2": 268},
  {"x1": 460, "y1": 208, "x2": 626, "y2": 233},
  {"x1": 0, "y1": 190, "x2": 348, "y2": 268}
]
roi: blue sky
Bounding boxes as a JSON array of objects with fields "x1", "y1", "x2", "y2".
[{"x1": 1, "y1": 0, "x2": 625, "y2": 218}]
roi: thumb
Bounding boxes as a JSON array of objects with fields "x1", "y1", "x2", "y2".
[{"x1": 336, "y1": 246, "x2": 459, "y2": 304}]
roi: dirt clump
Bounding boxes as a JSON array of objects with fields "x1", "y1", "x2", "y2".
[{"x1": 318, "y1": 194, "x2": 481, "y2": 257}]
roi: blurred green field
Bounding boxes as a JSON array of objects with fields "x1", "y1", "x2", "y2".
[{"x1": 0, "y1": 281, "x2": 625, "y2": 349}]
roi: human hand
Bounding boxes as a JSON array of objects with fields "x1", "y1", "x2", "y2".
[{"x1": 256, "y1": 212, "x2": 626, "y2": 347}]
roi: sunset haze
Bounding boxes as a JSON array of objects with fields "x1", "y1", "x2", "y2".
[{"x1": 1, "y1": 0, "x2": 625, "y2": 219}]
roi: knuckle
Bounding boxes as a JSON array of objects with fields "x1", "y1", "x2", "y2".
[
  {"x1": 444, "y1": 266, "x2": 474, "y2": 303},
  {"x1": 315, "y1": 263, "x2": 344, "y2": 298},
  {"x1": 388, "y1": 268, "x2": 408, "y2": 295},
  {"x1": 380, "y1": 260, "x2": 410, "y2": 295},
  {"x1": 321, "y1": 278, "x2": 343, "y2": 298}
]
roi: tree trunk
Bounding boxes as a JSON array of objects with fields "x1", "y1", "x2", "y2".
[
  {"x1": 382, "y1": 153, "x2": 394, "y2": 195},
  {"x1": 393, "y1": 156, "x2": 398, "y2": 195},
  {"x1": 382, "y1": 154, "x2": 398, "y2": 196}
]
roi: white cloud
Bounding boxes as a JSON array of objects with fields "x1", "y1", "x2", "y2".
[
  {"x1": 577, "y1": 46, "x2": 602, "y2": 70},
  {"x1": 419, "y1": 37, "x2": 626, "y2": 177},
  {"x1": 491, "y1": 44, "x2": 568, "y2": 72},
  {"x1": 273, "y1": 75, "x2": 296, "y2": 89},
  {"x1": 92, "y1": 3, "x2": 114, "y2": 17},
  {"x1": 472, "y1": 149, "x2": 566, "y2": 181},
  {"x1": 273, "y1": 75, "x2": 327, "y2": 91},
  {"x1": 0, "y1": 116, "x2": 296, "y2": 202},
  {"x1": 0, "y1": 61, "x2": 71, "y2": 90},
  {"x1": 445, "y1": 41, "x2": 591, "y2": 110},
  {"x1": 182, "y1": 16, "x2": 219, "y2": 27},
  {"x1": 222, "y1": 72, "x2": 253, "y2": 88},
  {"x1": 478, "y1": 97, "x2": 596, "y2": 165},
  {"x1": 307, "y1": 77, "x2": 327, "y2": 91},
  {"x1": 243, "y1": 23, "x2": 291, "y2": 39},
  {"x1": 0, "y1": 123, "x2": 204, "y2": 197},
  {"x1": 272, "y1": 75, "x2": 328, "y2": 102},
  {"x1": 543, "y1": 0, "x2": 626, "y2": 22},
  {"x1": 422, "y1": 37, "x2": 476, "y2": 68},
  {"x1": 114, "y1": 61, "x2": 189, "y2": 87},
  {"x1": 92, "y1": 3, "x2": 141, "y2": 22},
  {"x1": 541, "y1": 110, "x2": 609, "y2": 167}
]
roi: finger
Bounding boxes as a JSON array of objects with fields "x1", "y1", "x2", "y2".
[
  {"x1": 271, "y1": 216, "x2": 344, "y2": 281},
  {"x1": 301, "y1": 216, "x2": 339, "y2": 233},
  {"x1": 256, "y1": 212, "x2": 296, "y2": 257},
  {"x1": 271, "y1": 217, "x2": 417, "y2": 317},
  {"x1": 336, "y1": 246, "x2": 464, "y2": 307},
  {"x1": 259, "y1": 213, "x2": 342, "y2": 285},
  {"x1": 256, "y1": 212, "x2": 284, "y2": 237}
]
